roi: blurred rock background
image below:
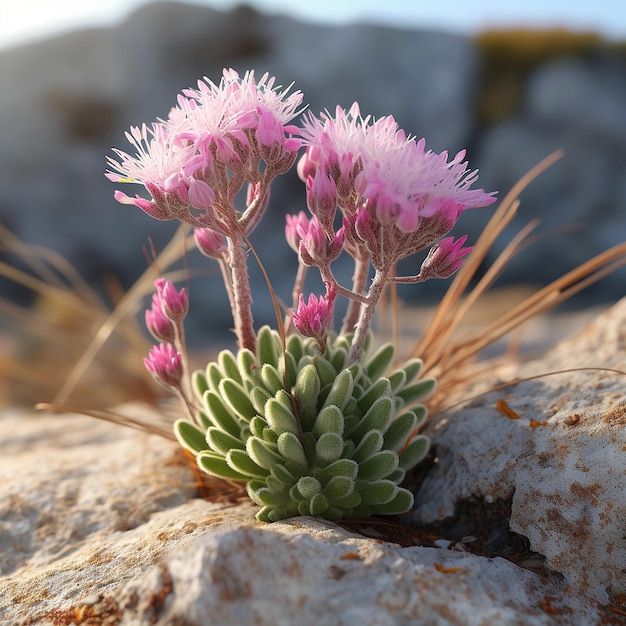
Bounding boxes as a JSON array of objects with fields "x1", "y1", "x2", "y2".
[{"x1": 0, "y1": 1, "x2": 625, "y2": 343}]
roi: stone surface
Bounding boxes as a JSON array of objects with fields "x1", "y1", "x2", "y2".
[
  {"x1": 413, "y1": 297, "x2": 626, "y2": 604},
  {"x1": 0, "y1": 2, "x2": 625, "y2": 342},
  {"x1": 2, "y1": 302, "x2": 626, "y2": 624}
]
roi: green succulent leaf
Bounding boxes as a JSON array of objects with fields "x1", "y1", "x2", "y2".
[
  {"x1": 397, "y1": 378, "x2": 436, "y2": 405},
  {"x1": 203, "y1": 390, "x2": 241, "y2": 437},
  {"x1": 220, "y1": 378, "x2": 258, "y2": 421},
  {"x1": 294, "y1": 364, "x2": 321, "y2": 430},
  {"x1": 257, "y1": 325, "x2": 280, "y2": 368},
  {"x1": 313, "y1": 357, "x2": 337, "y2": 388},
  {"x1": 265, "y1": 397, "x2": 300, "y2": 435},
  {"x1": 372, "y1": 487, "x2": 413, "y2": 515},
  {"x1": 196, "y1": 410, "x2": 212, "y2": 431},
  {"x1": 246, "y1": 436, "x2": 283, "y2": 470},
  {"x1": 353, "y1": 429, "x2": 384, "y2": 463},
  {"x1": 365, "y1": 343, "x2": 395, "y2": 380},
  {"x1": 357, "y1": 479, "x2": 398, "y2": 505},
  {"x1": 402, "y1": 358, "x2": 424, "y2": 384},
  {"x1": 321, "y1": 368, "x2": 354, "y2": 412},
  {"x1": 237, "y1": 347, "x2": 257, "y2": 375},
  {"x1": 314, "y1": 432, "x2": 344, "y2": 464},
  {"x1": 250, "y1": 386, "x2": 273, "y2": 415},
  {"x1": 317, "y1": 458, "x2": 359, "y2": 481},
  {"x1": 357, "y1": 377, "x2": 392, "y2": 414},
  {"x1": 249, "y1": 415, "x2": 268, "y2": 438},
  {"x1": 413, "y1": 404, "x2": 428, "y2": 429},
  {"x1": 309, "y1": 492, "x2": 330, "y2": 516},
  {"x1": 226, "y1": 449, "x2": 268, "y2": 478},
  {"x1": 277, "y1": 432, "x2": 309, "y2": 473},
  {"x1": 323, "y1": 475, "x2": 354, "y2": 500},
  {"x1": 173, "y1": 419, "x2": 208, "y2": 454},
  {"x1": 270, "y1": 463, "x2": 297, "y2": 487},
  {"x1": 197, "y1": 451, "x2": 247, "y2": 481},
  {"x1": 387, "y1": 369, "x2": 406, "y2": 392},
  {"x1": 192, "y1": 370, "x2": 209, "y2": 397},
  {"x1": 383, "y1": 411, "x2": 418, "y2": 452},
  {"x1": 286, "y1": 332, "x2": 305, "y2": 362},
  {"x1": 206, "y1": 427, "x2": 246, "y2": 455},
  {"x1": 261, "y1": 363, "x2": 283, "y2": 394},
  {"x1": 398, "y1": 435, "x2": 430, "y2": 471},
  {"x1": 358, "y1": 450, "x2": 398, "y2": 481},
  {"x1": 218, "y1": 350, "x2": 242, "y2": 384},
  {"x1": 296, "y1": 475, "x2": 322, "y2": 499},
  {"x1": 349, "y1": 397, "x2": 393, "y2": 442},
  {"x1": 206, "y1": 362, "x2": 223, "y2": 392},
  {"x1": 312, "y1": 404, "x2": 344, "y2": 438}
]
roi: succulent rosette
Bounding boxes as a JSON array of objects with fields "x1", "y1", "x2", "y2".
[{"x1": 174, "y1": 327, "x2": 434, "y2": 522}]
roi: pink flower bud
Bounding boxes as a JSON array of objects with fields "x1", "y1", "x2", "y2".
[
  {"x1": 296, "y1": 146, "x2": 320, "y2": 181},
  {"x1": 188, "y1": 178, "x2": 215, "y2": 211},
  {"x1": 292, "y1": 283, "x2": 336, "y2": 349},
  {"x1": 194, "y1": 227, "x2": 228, "y2": 259},
  {"x1": 145, "y1": 294, "x2": 175, "y2": 342},
  {"x1": 154, "y1": 278, "x2": 188, "y2": 322},
  {"x1": 419, "y1": 235, "x2": 473, "y2": 280},
  {"x1": 285, "y1": 211, "x2": 311, "y2": 253},
  {"x1": 306, "y1": 172, "x2": 337, "y2": 230},
  {"x1": 144, "y1": 343, "x2": 183, "y2": 388},
  {"x1": 297, "y1": 216, "x2": 345, "y2": 266}
]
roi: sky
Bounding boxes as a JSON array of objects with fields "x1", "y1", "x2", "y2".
[{"x1": 1, "y1": 0, "x2": 625, "y2": 51}]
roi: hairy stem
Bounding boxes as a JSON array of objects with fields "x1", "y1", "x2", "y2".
[
  {"x1": 341, "y1": 252, "x2": 370, "y2": 334},
  {"x1": 227, "y1": 234, "x2": 256, "y2": 351},
  {"x1": 349, "y1": 267, "x2": 389, "y2": 363},
  {"x1": 284, "y1": 261, "x2": 308, "y2": 335}
]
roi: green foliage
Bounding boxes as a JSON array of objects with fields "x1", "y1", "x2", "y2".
[{"x1": 174, "y1": 327, "x2": 435, "y2": 522}]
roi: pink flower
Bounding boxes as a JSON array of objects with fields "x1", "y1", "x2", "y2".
[
  {"x1": 106, "y1": 123, "x2": 195, "y2": 220},
  {"x1": 298, "y1": 103, "x2": 496, "y2": 271},
  {"x1": 107, "y1": 69, "x2": 305, "y2": 232},
  {"x1": 144, "y1": 343, "x2": 183, "y2": 389},
  {"x1": 194, "y1": 227, "x2": 228, "y2": 259},
  {"x1": 154, "y1": 278, "x2": 188, "y2": 322},
  {"x1": 292, "y1": 283, "x2": 336, "y2": 349},
  {"x1": 285, "y1": 211, "x2": 311, "y2": 253},
  {"x1": 145, "y1": 294, "x2": 175, "y2": 342},
  {"x1": 297, "y1": 216, "x2": 345, "y2": 267},
  {"x1": 419, "y1": 235, "x2": 473, "y2": 280}
]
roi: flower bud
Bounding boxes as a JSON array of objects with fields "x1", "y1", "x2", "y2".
[{"x1": 154, "y1": 278, "x2": 188, "y2": 322}]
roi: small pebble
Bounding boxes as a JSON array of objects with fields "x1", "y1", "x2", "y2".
[
  {"x1": 433, "y1": 539, "x2": 452, "y2": 549},
  {"x1": 460, "y1": 535, "x2": 478, "y2": 543}
]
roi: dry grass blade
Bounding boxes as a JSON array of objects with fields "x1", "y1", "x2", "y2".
[
  {"x1": 413, "y1": 150, "x2": 564, "y2": 364},
  {"x1": 53, "y1": 225, "x2": 192, "y2": 405},
  {"x1": 35, "y1": 402, "x2": 176, "y2": 439}
]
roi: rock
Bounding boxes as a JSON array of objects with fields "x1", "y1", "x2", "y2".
[
  {"x1": 412, "y1": 297, "x2": 626, "y2": 605},
  {"x1": 474, "y1": 53, "x2": 626, "y2": 301},
  {"x1": 2, "y1": 302, "x2": 626, "y2": 624}
]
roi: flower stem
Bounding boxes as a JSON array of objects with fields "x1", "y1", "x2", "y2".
[
  {"x1": 227, "y1": 234, "x2": 256, "y2": 351},
  {"x1": 348, "y1": 267, "x2": 388, "y2": 363},
  {"x1": 341, "y1": 252, "x2": 370, "y2": 334}
]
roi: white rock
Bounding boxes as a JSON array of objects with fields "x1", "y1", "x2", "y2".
[{"x1": 413, "y1": 297, "x2": 626, "y2": 604}]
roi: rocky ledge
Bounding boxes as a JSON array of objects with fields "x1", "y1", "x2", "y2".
[{"x1": 1, "y1": 300, "x2": 625, "y2": 625}]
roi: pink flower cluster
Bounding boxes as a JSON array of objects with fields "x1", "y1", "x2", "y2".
[
  {"x1": 106, "y1": 69, "x2": 304, "y2": 236},
  {"x1": 297, "y1": 102, "x2": 496, "y2": 274}
]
